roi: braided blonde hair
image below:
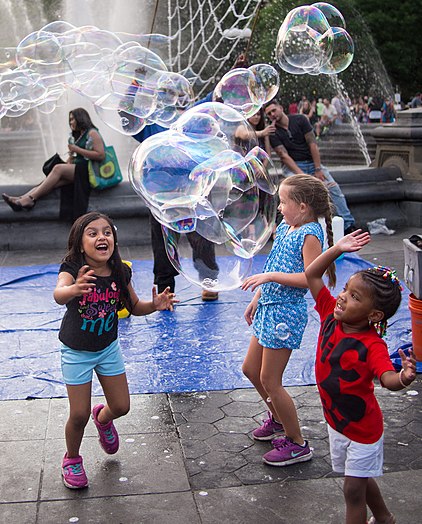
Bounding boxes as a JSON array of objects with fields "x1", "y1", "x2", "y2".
[{"x1": 282, "y1": 174, "x2": 337, "y2": 287}]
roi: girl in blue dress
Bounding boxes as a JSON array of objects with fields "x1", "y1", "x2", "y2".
[{"x1": 242, "y1": 174, "x2": 336, "y2": 467}]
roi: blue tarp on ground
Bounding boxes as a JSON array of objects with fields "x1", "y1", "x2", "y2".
[{"x1": 0, "y1": 254, "x2": 412, "y2": 400}]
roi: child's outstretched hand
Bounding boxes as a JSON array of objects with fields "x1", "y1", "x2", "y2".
[
  {"x1": 336, "y1": 229, "x2": 371, "y2": 253},
  {"x1": 75, "y1": 265, "x2": 96, "y2": 295},
  {"x1": 152, "y1": 286, "x2": 179, "y2": 312},
  {"x1": 244, "y1": 300, "x2": 258, "y2": 326},
  {"x1": 241, "y1": 273, "x2": 269, "y2": 292},
  {"x1": 398, "y1": 348, "x2": 417, "y2": 386}
]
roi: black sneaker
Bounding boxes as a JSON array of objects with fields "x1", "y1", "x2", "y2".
[{"x1": 344, "y1": 225, "x2": 357, "y2": 235}]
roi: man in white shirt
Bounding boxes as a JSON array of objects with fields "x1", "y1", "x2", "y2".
[{"x1": 315, "y1": 98, "x2": 338, "y2": 138}]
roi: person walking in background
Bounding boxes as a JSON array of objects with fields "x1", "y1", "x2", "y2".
[
  {"x1": 2, "y1": 108, "x2": 105, "y2": 220},
  {"x1": 410, "y1": 92, "x2": 422, "y2": 108},
  {"x1": 381, "y1": 97, "x2": 396, "y2": 123},
  {"x1": 305, "y1": 230, "x2": 416, "y2": 524},
  {"x1": 264, "y1": 100, "x2": 356, "y2": 234},
  {"x1": 54, "y1": 212, "x2": 176, "y2": 489},
  {"x1": 241, "y1": 174, "x2": 336, "y2": 466}
]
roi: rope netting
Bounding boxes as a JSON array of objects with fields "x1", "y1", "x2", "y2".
[{"x1": 165, "y1": 0, "x2": 262, "y2": 98}]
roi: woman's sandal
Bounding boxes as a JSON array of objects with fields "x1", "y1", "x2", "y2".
[
  {"x1": 2, "y1": 193, "x2": 36, "y2": 212},
  {"x1": 368, "y1": 514, "x2": 396, "y2": 524}
]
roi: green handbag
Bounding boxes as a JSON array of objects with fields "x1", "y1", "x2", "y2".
[{"x1": 88, "y1": 145, "x2": 123, "y2": 190}]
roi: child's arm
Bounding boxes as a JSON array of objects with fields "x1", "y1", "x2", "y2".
[
  {"x1": 305, "y1": 230, "x2": 371, "y2": 300},
  {"x1": 53, "y1": 265, "x2": 97, "y2": 305},
  {"x1": 244, "y1": 288, "x2": 261, "y2": 325},
  {"x1": 380, "y1": 348, "x2": 417, "y2": 391},
  {"x1": 241, "y1": 234, "x2": 322, "y2": 292},
  {"x1": 129, "y1": 284, "x2": 179, "y2": 315}
]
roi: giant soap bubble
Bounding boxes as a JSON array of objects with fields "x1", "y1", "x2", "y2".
[
  {"x1": 0, "y1": 23, "x2": 195, "y2": 134},
  {"x1": 213, "y1": 64, "x2": 280, "y2": 118},
  {"x1": 276, "y1": 2, "x2": 353, "y2": 76},
  {"x1": 129, "y1": 102, "x2": 279, "y2": 291}
]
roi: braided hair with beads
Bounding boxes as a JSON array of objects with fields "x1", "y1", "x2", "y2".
[{"x1": 356, "y1": 265, "x2": 402, "y2": 337}]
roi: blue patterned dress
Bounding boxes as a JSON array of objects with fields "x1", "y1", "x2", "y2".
[{"x1": 253, "y1": 220, "x2": 324, "y2": 349}]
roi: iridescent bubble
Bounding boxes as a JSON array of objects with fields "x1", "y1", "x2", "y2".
[
  {"x1": 276, "y1": 3, "x2": 353, "y2": 76},
  {"x1": 277, "y1": 6, "x2": 332, "y2": 71},
  {"x1": 248, "y1": 64, "x2": 280, "y2": 104},
  {"x1": 162, "y1": 227, "x2": 253, "y2": 292},
  {"x1": 213, "y1": 68, "x2": 261, "y2": 118},
  {"x1": 94, "y1": 94, "x2": 147, "y2": 135},
  {"x1": 275, "y1": 322, "x2": 290, "y2": 341},
  {"x1": 312, "y1": 2, "x2": 346, "y2": 29},
  {"x1": 129, "y1": 101, "x2": 278, "y2": 272},
  {"x1": 319, "y1": 27, "x2": 354, "y2": 74},
  {"x1": 0, "y1": 22, "x2": 195, "y2": 134}
]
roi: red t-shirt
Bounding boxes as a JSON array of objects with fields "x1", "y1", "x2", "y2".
[{"x1": 314, "y1": 286, "x2": 395, "y2": 444}]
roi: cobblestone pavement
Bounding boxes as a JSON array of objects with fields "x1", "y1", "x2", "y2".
[{"x1": 0, "y1": 228, "x2": 421, "y2": 523}]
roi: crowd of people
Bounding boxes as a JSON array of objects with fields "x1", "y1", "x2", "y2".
[{"x1": 286, "y1": 93, "x2": 401, "y2": 137}]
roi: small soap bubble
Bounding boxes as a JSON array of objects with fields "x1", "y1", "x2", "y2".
[{"x1": 275, "y1": 322, "x2": 290, "y2": 341}]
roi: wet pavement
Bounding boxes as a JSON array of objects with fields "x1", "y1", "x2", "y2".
[{"x1": 0, "y1": 228, "x2": 421, "y2": 523}]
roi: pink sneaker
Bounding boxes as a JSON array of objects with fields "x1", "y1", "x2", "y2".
[
  {"x1": 252, "y1": 411, "x2": 284, "y2": 441},
  {"x1": 61, "y1": 453, "x2": 88, "y2": 489},
  {"x1": 92, "y1": 404, "x2": 119, "y2": 454},
  {"x1": 263, "y1": 436, "x2": 313, "y2": 466}
]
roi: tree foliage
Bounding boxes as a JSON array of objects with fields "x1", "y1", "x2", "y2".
[{"x1": 247, "y1": 0, "x2": 418, "y2": 105}]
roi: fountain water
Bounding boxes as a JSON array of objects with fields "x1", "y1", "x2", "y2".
[
  {"x1": 0, "y1": 0, "x2": 155, "y2": 184},
  {"x1": 328, "y1": 75, "x2": 372, "y2": 166}
]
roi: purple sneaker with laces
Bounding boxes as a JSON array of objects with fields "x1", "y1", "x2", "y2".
[
  {"x1": 92, "y1": 404, "x2": 119, "y2": 454},
  {"x1": 252, "y1": 411, "x2": 284, "y2": 441},
  {"x1": 263, "y1": 436, "x2": 313, "y2": 466},
  {"x1": 61, "y1": 453, "x2": 88, "y2": 489}
]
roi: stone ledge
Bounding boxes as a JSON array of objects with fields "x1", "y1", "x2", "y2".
[
  {"x1": 0, "y1": 168, "x2": 418, "y2": 251},
  {"x1": 0, "y1": 181, "x2": 151, "y2": 251}
]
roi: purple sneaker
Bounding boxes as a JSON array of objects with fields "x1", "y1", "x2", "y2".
[
  {"x1": 252, "y1": 411, "x2": 284, "y2": 441},
  {"x1": 61, "y1": 453, "x2": 88, "y2": 489},
  {"x1": 263, "y1": 436, "x2": 313, "y2": 466},
  {"x1": 92, "y1": 404, "x2": 119, "y2": 454}
]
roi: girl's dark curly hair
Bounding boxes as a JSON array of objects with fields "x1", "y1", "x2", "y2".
[
  {"x1": 63, "y1": 212, "x2": 133, "y2": 312},
  {"x1": 356, "y1": 266, "x2": 402, "y2": 337}
]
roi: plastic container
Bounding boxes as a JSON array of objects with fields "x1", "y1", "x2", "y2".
[
  {"x1": 408, "y1": 293, "x2": 422, "y2": 361},
  {"x1": 318, "y1": 216, "x2": 344, "y2": 254},
  {"x1": 403, "y1": 237, "x2": 422, "y2": 299}
]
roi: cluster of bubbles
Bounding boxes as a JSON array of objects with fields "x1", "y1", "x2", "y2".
[
  {"x1": 129, "y1": 102, "x2": 279, "y2": 291},
  {"x1": 0, "y1": 21, "x2": 193, "y2": 135},
  {"x1": 276, "y1": 2, "x2": 354, "y2": 76},
  {"x1": 213, "y1": 63, "x2": 279, "y2": 118}
]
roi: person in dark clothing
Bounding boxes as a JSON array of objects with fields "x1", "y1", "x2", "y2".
[
  {"x1": 264, "y1": 100, "x2": 356, "y2": 233},
  {"x1": 132, "y1": 122, "x2": 219, "y2": 300}
]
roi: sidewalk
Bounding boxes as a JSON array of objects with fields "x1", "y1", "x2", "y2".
[{"x1": 0, "y1": 228, "x2": 421, "y2": 524}]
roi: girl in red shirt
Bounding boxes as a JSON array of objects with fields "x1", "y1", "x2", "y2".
[{"x1": 305, "y1": 230, "x2": 416, "y2": 524}]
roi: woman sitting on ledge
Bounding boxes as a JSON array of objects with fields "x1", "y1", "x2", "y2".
[{"x1": 2, "y1": 108, "x2": 105, "y2": 221}]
